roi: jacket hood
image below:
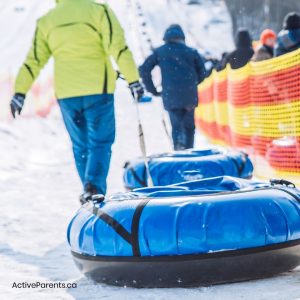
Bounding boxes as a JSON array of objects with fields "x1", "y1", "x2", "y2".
[
  {"x1": 235, "y1": 29, "x2": 253, "y2": 48},
  {"x1": 163, "y1": 24, "x2": 185, "y2": 42},
  {"x1": 277, "y1": 28, "x2": 300, "y2": 50}
]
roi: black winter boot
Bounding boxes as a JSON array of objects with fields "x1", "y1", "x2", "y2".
[{"x1": 79, "y1": 183, "x2": 98, "y2": 205}]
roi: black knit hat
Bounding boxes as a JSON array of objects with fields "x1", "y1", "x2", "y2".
[
  {"x1": 283, "y1": 12, "x2": 300, "y2": 30},
  {"x1": 235, "y1": 29, "x2": 253, "y2": 48}
]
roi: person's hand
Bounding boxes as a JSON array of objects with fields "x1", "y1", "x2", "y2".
[
  {"x1": 10, "y1": 93, "x2": 25, "y2": 118},
  {"x1": 129, "y1": 81, "x2": 144, "y2": 102}
]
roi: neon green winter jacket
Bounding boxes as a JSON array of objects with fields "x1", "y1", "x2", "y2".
[{"x1": 15, "y1": 0, "x2": 139, "y2": 99}]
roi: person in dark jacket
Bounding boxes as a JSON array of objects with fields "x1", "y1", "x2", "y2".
[
  {"x1": 139, "y1": 24, "x2": 206, "y2": 150},
  {"x1": 252, "y1": 29, "x2": 277, "y2": 62},
  {"x1": 275, "y1": 12, "x2": 300, "y2": 57},
  {"x1": 225, "y1": 29, "x2": 254, "y2": 69}
]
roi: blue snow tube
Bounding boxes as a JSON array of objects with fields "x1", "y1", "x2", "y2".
[
  {"x1": 123, "y1": 148, "x2": 253, "y2": 189},
  {"x1": 68, "y1": 176, "x2": 300, "y2": 287}
]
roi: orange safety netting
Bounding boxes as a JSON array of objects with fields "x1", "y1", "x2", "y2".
[{"x1": 196, "y1": 49, "x2": 300, "y2": 182}]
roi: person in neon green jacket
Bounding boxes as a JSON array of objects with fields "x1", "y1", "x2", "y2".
[{"x1": 10, "y1": 0, "x2": 144, "y2": 203}]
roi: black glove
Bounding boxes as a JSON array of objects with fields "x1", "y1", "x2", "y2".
[
  {"x1": 152, "y1": 90, "x2": 162, "y2": 97},
  {"x1": 10, "y1": 93, "x2": 25, "y2": 118},
  {"x1": 129, "y1": 81, "x2": 144, "y2": 102}
]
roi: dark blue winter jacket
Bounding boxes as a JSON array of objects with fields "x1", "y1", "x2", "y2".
[
  {"x1": 139, "y1": 25, "x2": 206, "y2": 110},
  {"x1": 274, "y1": 29, "x2": 300, "y2": 57}
]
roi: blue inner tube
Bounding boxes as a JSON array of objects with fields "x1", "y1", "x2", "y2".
[
  {"x1": 68, "y1": 176, "x2": 300, "y2": 287},
  {"x1": 123, "y1": 148, "x2": 253, "y2": 189}
]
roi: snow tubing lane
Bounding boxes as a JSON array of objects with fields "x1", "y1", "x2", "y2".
[
  {"x1": 123, "y1": 148, "x2": 253, "y2": 189},
  {"x1": 68, "y1": 177, "x2": 300, "y2": 287}
]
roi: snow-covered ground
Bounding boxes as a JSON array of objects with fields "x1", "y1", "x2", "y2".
[{"x1": 1, "y1": 0, "x2": 300, "y2": 299}]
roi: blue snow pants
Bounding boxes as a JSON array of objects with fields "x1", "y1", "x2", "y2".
[
  {"x1": 168, "y1": 108, "x2": 195, "y2": 150},
  {"x1": 58, "y1": 94, "x2": 115, "y2": 195}
]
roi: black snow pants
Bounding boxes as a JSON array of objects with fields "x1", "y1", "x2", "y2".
[{"x1": 167, "y1": 108, "x2": 195, "y2": 150}]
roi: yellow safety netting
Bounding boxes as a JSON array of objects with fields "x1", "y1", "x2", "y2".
[{"x1": 196, "y1": 49, "x2": 300, "y2": 182}]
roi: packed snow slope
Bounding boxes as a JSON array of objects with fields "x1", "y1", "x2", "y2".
[{"x1": 0, "y1": 0, "x2": 300, "y2": 299}]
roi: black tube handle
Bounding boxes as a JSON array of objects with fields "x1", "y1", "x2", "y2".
[
  {"x1": 270, "y1": 179, "x2": 296, "y2": 188},
  {"x1": 91, "y1": 194, "x2": 105, "y2": 204}
]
